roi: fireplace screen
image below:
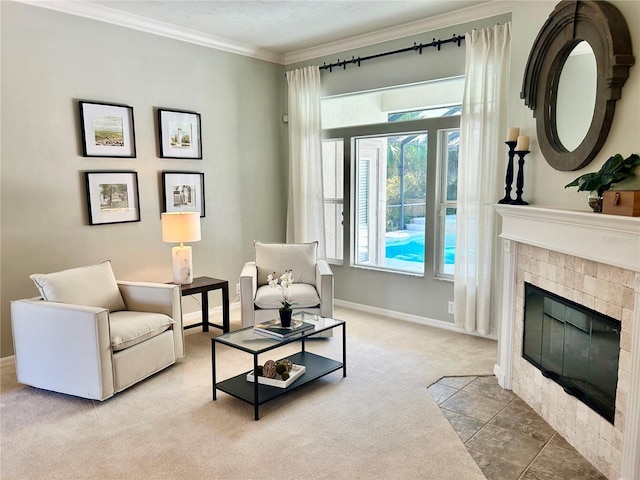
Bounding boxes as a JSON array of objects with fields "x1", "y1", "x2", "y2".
[{"x1": 523, "y1": 283, "x2": 620, "y2": 423}]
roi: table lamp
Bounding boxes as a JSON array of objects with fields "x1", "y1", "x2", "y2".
[{"x1": 161, "y1": 212, "x2": 201, "y2": 284}]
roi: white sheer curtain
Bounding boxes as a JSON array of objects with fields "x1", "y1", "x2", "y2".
[
  {"x1": 285, "y1": 65, "x2": 326, "y2": 258},
  {"x1": 454, "y1": 23, "x2": 511, "y2": 335}
]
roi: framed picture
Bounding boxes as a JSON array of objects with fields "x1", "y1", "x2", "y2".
[
  {"x1": 79, "y1": 101, "x2": 136, "y2": 157},
  {"x1": 85, "y1": 171, "x2": 140, "y2": 225},
  {"x1": 162, "y1": 171, "x2": 205, "y2": 217},
  {"x1": 158, "y1": 108, "x2": 202, "y2": 159}
]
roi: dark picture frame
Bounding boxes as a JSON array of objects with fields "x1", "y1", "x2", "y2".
[
  {"x1": 162, "y1": 171, "x2": 205, "y2": 217},
  {"x1": 79, "y1": 101, "x2": 136, "y2": 157},
  {"x1": 158, "y1": 108, "x2": 202, "y2": 159},
  {"x1": 85, "y1": 171, "x2": 141, "y2": 225}
]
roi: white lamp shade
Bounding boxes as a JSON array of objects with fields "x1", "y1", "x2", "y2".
[{"x1": 161, "y1": 212, "x2": 201, "y2": 243}]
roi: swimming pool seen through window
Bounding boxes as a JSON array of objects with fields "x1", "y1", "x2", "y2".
[{"x1": 321, "y1": 78, "x2": 462, "y2": 276}]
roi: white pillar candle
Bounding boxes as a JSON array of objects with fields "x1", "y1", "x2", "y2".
[
  {"x1": 507, "y1": 127, "x2": 520, "y2": 141},
  {"x1": 516, "y1": 135, "x2": 530, "y2": 151}
]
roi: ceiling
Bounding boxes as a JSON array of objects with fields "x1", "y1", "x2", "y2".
[{"x1": 25, "y1": 0, "x2": 511, "y2": 64}]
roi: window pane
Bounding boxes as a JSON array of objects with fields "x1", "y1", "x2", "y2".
[
  {"x1": 441, "y1": 207, "x2": 456, "y2": 276},
  {"x1": 324, "y1": 203, "x2": 343, "y2": 261},
  {"x1": 322, "y1": 77, "x2": 464, "y2": 129},
  {"x1": 355, "y1": 133, "x2": 427, "y2": 274},
  {"x1": 322, "y1": 139, "x2": 343, "y2": 199},
  {"x1": 388, "y1": 105, "x2": 461, "y2": 122},
  {"x1": 436, "y1": 127, "x2": 459, "y2": 279},
  {"x1": 445, "y1": 131, "x2": 459, "y2": 202},
  {"x1": 322, "y1": 139, "x2": 344, "y2": 262}
]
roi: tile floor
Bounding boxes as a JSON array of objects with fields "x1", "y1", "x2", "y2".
[{"x1": 428, "y1": 376, "x2": 607, "y2": 480}]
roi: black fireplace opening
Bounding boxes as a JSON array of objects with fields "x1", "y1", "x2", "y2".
[{"x1": 522, "y1": 282, "x2": 620, "y2": 424}]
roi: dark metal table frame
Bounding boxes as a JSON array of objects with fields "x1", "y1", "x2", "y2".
[
  {"x1": 178, "y1": 276, "x2": 230, "y2": 333},
  {"x1": 212, "y1": 317, "x2": 346, "y2": 420}
]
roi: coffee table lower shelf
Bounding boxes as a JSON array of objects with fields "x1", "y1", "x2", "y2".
[{"x1": 215, "y1": 351, "x2": 342, "y2": 407}]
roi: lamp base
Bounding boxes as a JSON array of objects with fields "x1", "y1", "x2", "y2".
[{"x1": 171, "y1": 245, "x2": 193, "y2": 285}]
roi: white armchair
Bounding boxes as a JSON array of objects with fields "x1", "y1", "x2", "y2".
[
  {"x1": 10, "y1": 262, "x2": 184, "y2": 401},
  {"x1": 240, "y1": 241, "x2": 334, "y2": 329}
]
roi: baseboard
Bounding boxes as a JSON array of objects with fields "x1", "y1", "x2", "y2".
[
  {"x1": 334, "y1": 299, "x2": 498, "y2": 340},
  {"x1": 1, "y1": 355, "x2": 15, "y2": 367},
  {"x1": 493, "y1": 363, "x2": 506, "y2": 387}
]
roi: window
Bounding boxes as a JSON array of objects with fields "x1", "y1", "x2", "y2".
[
  {"x1": 436, "y1": 129, "x2": 459, "y2": 278},
  {"x1": 322, "y1": 139, "x2": 344, "y2": 263},
  {"x1": 354, "y1": 133, "x2": 427, "y2": 274},
  {"x1": 321, "y1": 79, "x2": 462, "y2": 276}
]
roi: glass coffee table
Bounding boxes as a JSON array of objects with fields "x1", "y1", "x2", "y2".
[{"x1": 212, "y1": 313, "x2": 346, "y2": 420}]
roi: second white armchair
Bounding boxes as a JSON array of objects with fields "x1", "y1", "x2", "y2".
[{"x1": 240, "y1": 241, "x2": 334, "y2": 328}]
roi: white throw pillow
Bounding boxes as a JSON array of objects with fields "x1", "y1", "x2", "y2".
[
  {"x1": 30, "y1": 261, "x2": 126, "y2": 312},
  {"x1": 254, "y1": 241, "x2": 317, "y2": 287}
]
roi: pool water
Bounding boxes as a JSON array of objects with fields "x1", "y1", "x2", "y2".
[
  {"x1": 385, "y1": 238, "x2": 425, "y2": 263},
  {"x1": 385, "y1": 231, "x2": 456, "y2": 265}
]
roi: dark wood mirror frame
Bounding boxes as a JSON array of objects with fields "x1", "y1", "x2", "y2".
[{"x1": 521, "y1": 0, "x2": 634, "y2": 171}]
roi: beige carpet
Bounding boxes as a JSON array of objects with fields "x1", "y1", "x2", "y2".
[{"x1": 1, "y1": 306, "x2": 497, "y2": 479}]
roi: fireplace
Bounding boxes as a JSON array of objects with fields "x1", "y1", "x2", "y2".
[
  {"x1": 523, "y1": 282, "x2": 620, "y2": 423},
  {"x1": 495, "y1": 205, "x2": 640, "y2": 480}
]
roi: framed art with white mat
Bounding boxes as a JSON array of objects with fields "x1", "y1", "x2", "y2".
[
  {"x1": 85, "y1": 171, "x2": 140, "y2": 225},
  {"x1": 79, "y1": 101, "x2": 136, "y2": 158},
  {"x1": 158, "y1": 108, "x2": 202, "y2": 159}
]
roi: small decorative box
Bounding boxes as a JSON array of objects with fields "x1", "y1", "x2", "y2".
[{"x1": 602, "y1": 191, "x2": 640, "y2": 217}]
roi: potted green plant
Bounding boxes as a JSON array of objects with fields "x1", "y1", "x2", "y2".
[{"x1": 565, "y1": 153, "x2": 640, "y2": 212}]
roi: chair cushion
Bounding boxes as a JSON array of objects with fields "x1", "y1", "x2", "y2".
[
  {"x1": 109, "y1": 311, "x2": 174, "y2": 351},
  {"x1": 30, "y1": 261, "x2": 126, "y2": 312},
  {"x1": 254, "y1": 241, "x2": 317, "y2": 287},
  {"x1": 254, "y1": 283, "x2": 321, "y2": 310}
]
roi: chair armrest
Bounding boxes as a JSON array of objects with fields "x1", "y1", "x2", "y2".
[
  {"x1": 316, "y1": 260, "x2": 334, "y2": 317},
  {"x1": 10, "y1": 299, "x2": 114, "y2": 400},
  {"x1": 118, "y1": 281, "x2": 184, "y2": 358},
  {"x1": 240, "y1": 262, "x2": 257, "y2": 328}
]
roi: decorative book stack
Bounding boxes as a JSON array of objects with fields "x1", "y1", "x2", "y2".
[{"x1": 254, "y1": 318, "x2": 315, "y2": 339}]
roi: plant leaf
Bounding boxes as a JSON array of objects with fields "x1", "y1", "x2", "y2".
[{"x1": 600, "y1": 154, "x2": 624, "y2": 174}]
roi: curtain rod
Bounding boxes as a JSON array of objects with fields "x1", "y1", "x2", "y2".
[{"x1": 319, "y1": 34, "x2": 465, "y2": 73}]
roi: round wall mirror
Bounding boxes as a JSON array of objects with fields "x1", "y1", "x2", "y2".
[{"x1": 521, "y1": 0, "x2": 634, "y2": 171}]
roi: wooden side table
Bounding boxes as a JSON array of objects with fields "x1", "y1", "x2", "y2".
[{"x1": 178, "y1": 276, "x2": 230, "y2": 333}]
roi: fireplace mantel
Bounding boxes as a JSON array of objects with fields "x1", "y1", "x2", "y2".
[
  {"x1": 495, "y1": 204, "x2": 640, "y2": 272},
  {"x1": 495, "y1": 204, "x2": 640, "y2": 480}
]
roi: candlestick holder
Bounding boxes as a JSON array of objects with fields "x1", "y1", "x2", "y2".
[
  {"x1": 498, "y1": 141, "x2": 517, "y2": 204},
  {"x1": 511, "y1": 150, "x2": 530, "y2": 205}
]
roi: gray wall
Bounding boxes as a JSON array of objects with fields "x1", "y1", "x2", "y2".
[
  {"x1": 287, "y1": 14, "x2": 512, "y2": 329},
  {"x1": 0, "y1": 2, "x2": 287, "y2": 357}
]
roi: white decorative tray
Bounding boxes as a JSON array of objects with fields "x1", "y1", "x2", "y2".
[{"x1": 246, "y1": 364, "x2": 306, "y2": 388}]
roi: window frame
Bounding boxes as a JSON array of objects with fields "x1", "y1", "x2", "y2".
[
  {"x1": 324, "y1": 116, "x2": 460, "y2": 277},
  {"x1": 434, "y1": 128, "x2": 460, "y2": 280},
  {"x1": 322, "y1": 138, "x2": 345, "y2": 265}
]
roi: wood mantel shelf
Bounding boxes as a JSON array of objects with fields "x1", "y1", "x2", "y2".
[{"x1": 494, "y1": 204, "x2": 640, "y2": 273}]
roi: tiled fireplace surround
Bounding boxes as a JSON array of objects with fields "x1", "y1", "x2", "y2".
[{"x1": 494, "y1": 205, "x2": 640, "y2": 480}]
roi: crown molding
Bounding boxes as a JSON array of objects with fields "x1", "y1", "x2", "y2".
[
  {"x1": 284, "y1": 1, "x2": 513, "y2": 65},
  {"x1": 17, "y1": 0, "x2": 511, "y2": 67},
  {"x1": 17, "y1": 0, "x2": 285, "y2": 64}
]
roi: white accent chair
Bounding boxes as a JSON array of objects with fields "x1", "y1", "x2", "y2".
[
  {"x1": 240, "y1": 241, "x2": 334, "y2": 329},
  {"x1": 10, "y1": 262, "x2": 184, "y2": 401}
]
